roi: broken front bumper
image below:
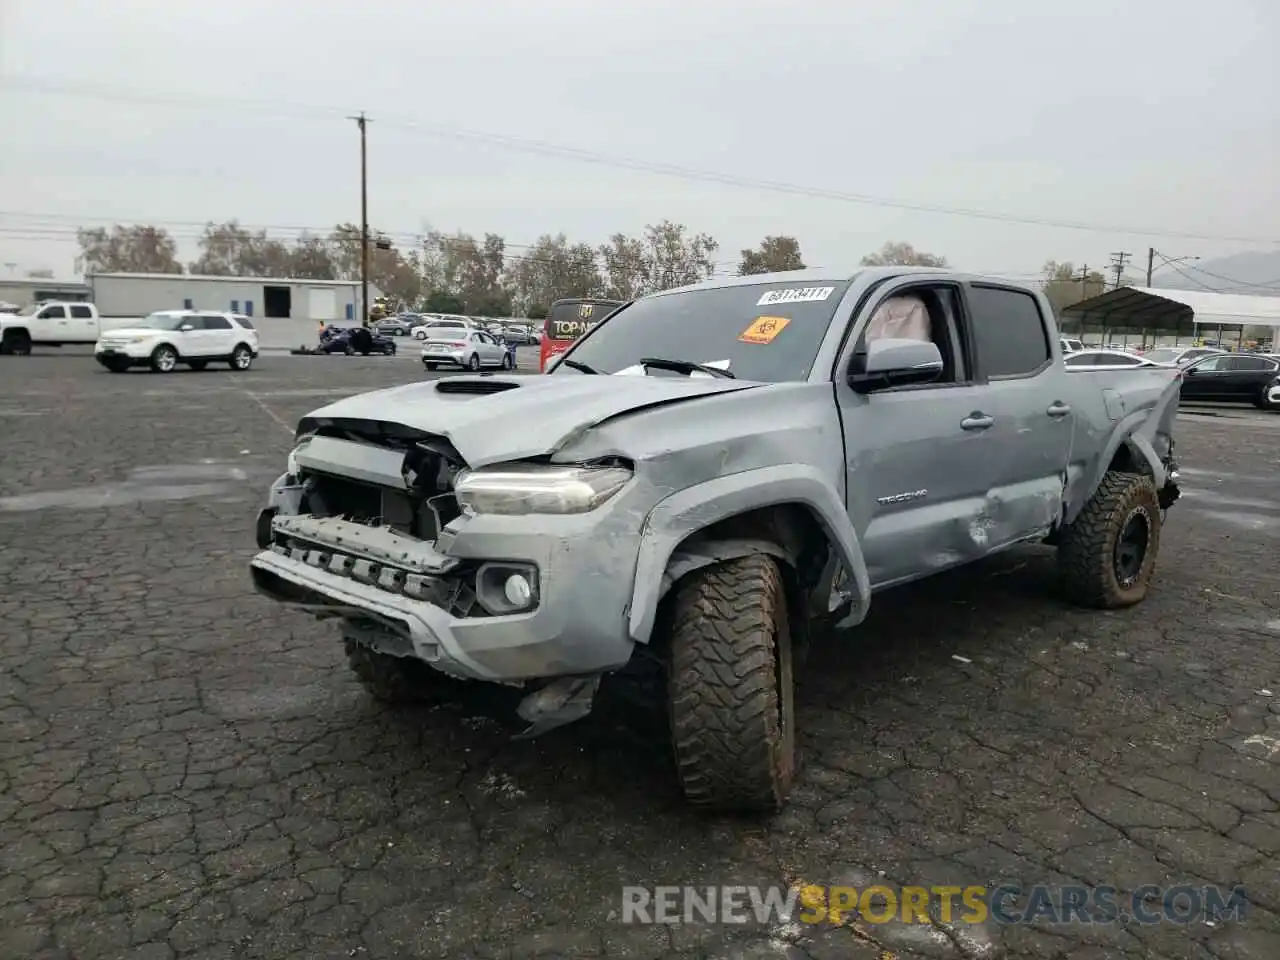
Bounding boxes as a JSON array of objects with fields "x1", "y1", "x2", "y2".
[{"x1": 249, "y1": 476, "x2": 643, "y2": 684}]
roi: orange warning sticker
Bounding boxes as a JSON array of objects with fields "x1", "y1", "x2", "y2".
[{"x1": 738, "y1": 315, "x2": 790, "y2": 344}]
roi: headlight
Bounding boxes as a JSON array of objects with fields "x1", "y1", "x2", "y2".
[{"x1": 454, "y1": 463, "x2": 632, "y2": 515}]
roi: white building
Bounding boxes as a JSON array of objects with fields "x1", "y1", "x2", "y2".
[
  {"x1": 0, "y1": 277, "x2": 92, "y2": 309},
  {"x1": 86, "y1": 273, "x2": 381, "y2": 323}
]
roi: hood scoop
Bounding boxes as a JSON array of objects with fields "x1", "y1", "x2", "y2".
[{"x1": 434, "y1": 377, "x2": 522, "y2": 395}]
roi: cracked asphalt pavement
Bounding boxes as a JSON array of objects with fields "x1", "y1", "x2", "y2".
[{"x1": 1, "y1": 353, "x2": 1278, "y2": 960}]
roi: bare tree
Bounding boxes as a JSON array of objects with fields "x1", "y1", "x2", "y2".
[
  {"x1": 76, "y1": 225, "x2": 184, "y2": 274},
  {"x1": 860, "y1": 241, "x2": 948, "y2": 268},
  {"x1": 288, "y1": 234, "x2": 336, "y2": 280},
  {"x1": 431, "y1": 231, "x2": 511, "y2": 315},
  {"x1": 1040, "y1": 260, "x2": 1107, "y2": 316},
  {"x1": 506, "y1": 233, "x2": 603, "y2": 315},
  {"x1": 598, "y1": 232, "x2": 649, "y2": 301},
  {"x1": 643, "y1": 220, "x2": 718, "y2": 292},
  {"x1": 739, "y1": 236, "x2": 806, "y2": 275}
]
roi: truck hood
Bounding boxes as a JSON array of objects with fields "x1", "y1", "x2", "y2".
[{"x1": 298, "y1": 373, "x2": 763, "y2": 467}]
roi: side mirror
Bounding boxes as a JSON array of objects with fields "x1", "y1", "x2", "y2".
[
  {"x1": 180, "y1": 324, "x2": 194, "y2": 332},
  {"x1": 848, "y1": 338, "x2": 944, "y2": 394}
]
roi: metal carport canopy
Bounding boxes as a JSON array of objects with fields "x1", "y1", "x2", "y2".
[{"x1": 1061, "y1": 286, "x2": 1280, "y2": 330}]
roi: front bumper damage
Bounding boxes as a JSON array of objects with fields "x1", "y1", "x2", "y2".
[{"x1": 249, "y1": 461, "x2": 644, "y2": 735}]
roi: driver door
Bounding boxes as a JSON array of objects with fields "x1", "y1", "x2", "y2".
[
  {"x1": 834, "y1": 281, "x2": 998, "y2": 589},
  {"x1": 31, "y1": 303, "x2": 67, "y2": 340}
]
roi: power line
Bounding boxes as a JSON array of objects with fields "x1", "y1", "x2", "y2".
[
  {"x1": 1153, "y1": 251, "x2": 1280, "y2": 294},
  {"x1": 1172, "y1": 262, "x2": 1280, "y2": 291},
  {"x1": 6, "y1": 76, "x2": 1279, "y2": 246}
]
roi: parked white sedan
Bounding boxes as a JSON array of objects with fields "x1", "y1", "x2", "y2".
[
  {"x1": 1063, "y1": 349, "x2": 1173, "y2": 370},
  {"x1": 420, "y1": 327, "x2": 514, "y2": 372}
]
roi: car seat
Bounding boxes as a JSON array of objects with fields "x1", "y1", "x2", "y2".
[{"x1": 866, "y1": 294, "x2": 933, "y2": 342}]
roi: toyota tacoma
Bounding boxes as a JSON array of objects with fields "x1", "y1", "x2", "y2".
[{"x1": 249, "y1": 267, "x2": 1182, "y2": 812}]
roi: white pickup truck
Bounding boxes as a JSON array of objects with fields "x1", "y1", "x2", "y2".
[{"x1": 0, "y1": 300, "x2": 124, "y2": 354}]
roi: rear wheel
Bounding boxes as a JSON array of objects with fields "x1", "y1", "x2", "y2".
[
  {"x1": 502, "y1": 351, "x2": 515, "y2": 370},
  {"x1": 150, "y1": 344, "x2": 178, "y2": 373},
  {"x1": 667, "y1": 554, "x2": 795, "y2": 812},
  {"x1": 1256, "y1": 387, "x2": 1280, "y2": 412},
  {"x1": 1058, "y1": 471, "x2": 1162, "y2": 608},
  {"x1": 467, "y1": 353, "x2": 481, "y2": 371},
  {"x1": 229, "y1": 344, "x2": 253, "y2": 370}
]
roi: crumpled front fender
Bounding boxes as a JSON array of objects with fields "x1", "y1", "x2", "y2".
[{"x1": 627, "y1": 464, "x2": 872, "y2": 643}]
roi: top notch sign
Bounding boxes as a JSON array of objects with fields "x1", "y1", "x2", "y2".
[{"x1": 756, "y1": 286, "x2": 835, "y2": 307}]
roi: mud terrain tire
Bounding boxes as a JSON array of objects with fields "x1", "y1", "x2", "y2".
[
  {"x1": 668, "y1": 554, "x2": 795, "y2": 813},
  {"x1": 1058, "y1": 470, "x2": 1162, "y2": 609},
  {"x1": 344, "y1": 637, "x2": 443, "y2": 703}
]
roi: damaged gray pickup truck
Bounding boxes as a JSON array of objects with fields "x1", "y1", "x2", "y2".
[{"x1": 250, "y1": 267, "x2": 1182, "y2": 812}]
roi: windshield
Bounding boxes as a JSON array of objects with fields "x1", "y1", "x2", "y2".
[
  {"x1": 422, "y1": 326, "x2": 468, "y2": 340},
  {"x1": 138, "y1": 312, "x2": 189, "y2": 330},
  {"x1": 553, "y1": 281, "x2": 851, "y2": 383}
]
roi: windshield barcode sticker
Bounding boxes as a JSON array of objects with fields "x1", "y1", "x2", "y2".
[{"x1": 756, "y1": 286, "x2": 835, "y2": 306}]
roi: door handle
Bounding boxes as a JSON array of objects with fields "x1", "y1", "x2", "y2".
[
  {"x1": 1046, "y1": 401, "x2": 1072, "y2": 418},
  {"x1": 961, "y1": 413, "x2": 994, "y2": 431}
]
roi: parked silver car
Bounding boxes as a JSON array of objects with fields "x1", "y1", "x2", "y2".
[{"x1": 419, "y1": 327, "x2": 514, "y2": 371}]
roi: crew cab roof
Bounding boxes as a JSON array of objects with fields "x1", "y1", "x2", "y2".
[{"x1": 642, "y1": 266, "x2": 1029, "y2": 298}]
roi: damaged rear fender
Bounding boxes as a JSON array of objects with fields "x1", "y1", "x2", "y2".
[
  {"x1": 627, "y1": 464, "x2": 872, "y2": 644},
  {"x1": 1070, "y1": 418, "x2": 1171, "y2": 526}
]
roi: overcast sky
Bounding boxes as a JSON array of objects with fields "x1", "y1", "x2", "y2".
[{"x1": 1, "y1": 0, "x2": 1276, "y2": 280}]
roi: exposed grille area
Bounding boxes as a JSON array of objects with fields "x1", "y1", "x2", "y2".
[
  {"x1": 264, "y1": 427, "x2": 489, "y2": 617},
  {"x1": 292, "y1": 428, "x2": 465, "y2": 541},
  {"x1": 265, "y1": 536, "x2": 485, "y2": 617}
]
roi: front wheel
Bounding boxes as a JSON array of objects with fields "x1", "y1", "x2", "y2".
[
  {"x1": 502, "y1": 351, "x2": 515, "y2": 370},
  {"x1": 1058, "y1": 471, "x2": 1162, "y2": 608},
  {"x1": 1256, "y1": 386, "x2": 1280, "y2": 412},
  {"x1": 667, "y1": 554, "x2": 795, "y2": 813},
  {"x1": 2, "y1": 330, "x2": 33, "y2": 356},
  {"x1": 150, "y1": 344, "x2": 178, "y2": 373}
]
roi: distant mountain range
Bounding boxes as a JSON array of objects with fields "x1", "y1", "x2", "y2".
[{"x1": 1146, "y1": 249, "x2": 1280, "y2": 297}]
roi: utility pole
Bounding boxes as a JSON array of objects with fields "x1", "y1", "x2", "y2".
[
  {"x1": 351, "y1": 111, "x2": 370, "y2": 327},
  {"x1": 1109, "y1": 251, "x2": 1131, "y2": 290},
  {"x1": 1146, "y1": 247, "x2": 1155, "y2": 287},
  {"x1": 1073, "y1": 263, "x2": 1091, "y2": 299}
]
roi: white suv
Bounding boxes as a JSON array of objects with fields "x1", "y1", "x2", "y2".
[{"x1": 95, "y1": 310, "x2": 260, "y2": 373}]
